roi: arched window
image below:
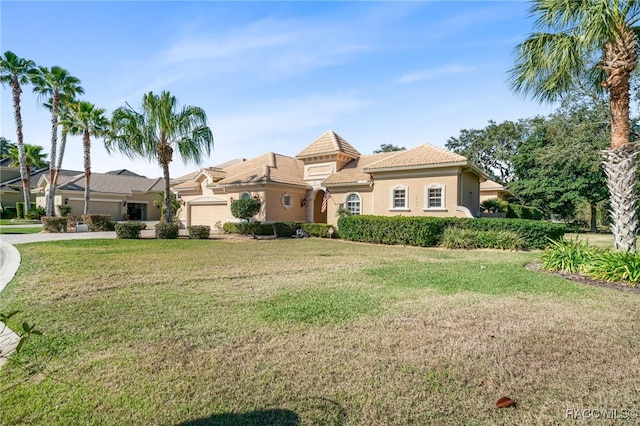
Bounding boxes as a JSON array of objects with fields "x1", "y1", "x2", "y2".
[
  {"x1": 346, "y1": 193, "x2": 361, "y2": 215},
  {"x1": 426, "y1": 184, "x2": 445, "y2": 210},
  {"x1": 282, "y1": 192, "x2": 292, "y2": 209}
]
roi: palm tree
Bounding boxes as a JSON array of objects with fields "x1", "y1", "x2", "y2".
[
  {"x1": 509, "y1": 0, "x2": 640, "y2": 252},
  {"x1": 153, "y1": 191, "x2": 181, "y2": 219},
  {"x1": 0, "y1": 137, "x2": 16, "y2": 157},
  {"x1": 31, "y1": 66, "x2": 84, "y2": 216},
  {"x1": 68, "y1": 101, "x2": 109, "y2": 214},
  {"x1": 0, "y1": 51, "x2": 37, "y2": 209},
  {"x1": 46, "y1": 96, "x2": 77, "y2": 191},
  {"x1": 2, "y1": 143, "x2": 49, "y2": 186},
  {"x1": 106, "y1": 91, "x2": 213, "y2": 223}
]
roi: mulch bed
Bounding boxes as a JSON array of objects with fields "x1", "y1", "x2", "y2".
[{"x1": 526, "y1": 261, "x2": 640, "y2": 295}]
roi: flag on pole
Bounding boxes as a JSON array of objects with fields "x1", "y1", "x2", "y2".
[{"x1": 321, "y1": 189, "x2": 331, "y2": 213}]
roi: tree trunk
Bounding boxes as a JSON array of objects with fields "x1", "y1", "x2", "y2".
[
  {"x1": 162, "y1": 162, "x2": 172, "y2": 223},
  {"x1": 46, "y1": 93, "x2": 60, "y2": 217},
  {"x1": 11, "y1": 77, "x2": 31, "y2": 213},
  {"x1": 590, "y1": 202, "x2": 598, "y2": 233},
  {"x1": 83, "y1": 129, "x2": 91, "y2": 215},
  {"x1": 602, "y1": 144, "x2": 639, "y2": 252}
]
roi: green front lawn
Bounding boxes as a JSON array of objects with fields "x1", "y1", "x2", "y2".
[
  {"x1": 0, "y1": 227, "x2": 42, "y2": 234},
  {"x1": 0, "y1": 239, "x2": 638, "y2": 425}
]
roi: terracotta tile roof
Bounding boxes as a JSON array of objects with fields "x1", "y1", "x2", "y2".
[
  {"x1": 217, "y1": 153, "x2": 308, "y2": 188},
  {"x1": 364, "y1": 144, "x2": 466, "y2": 171},
  {"x1": 323, "y1": 152, "x2": 396, "y2": 185},
  {"x1": 296, "y1": 130, "x2": 361, "y2": 159},
  {"x1": 480, "y1": 179, "x2": 505, "y2": 190}
]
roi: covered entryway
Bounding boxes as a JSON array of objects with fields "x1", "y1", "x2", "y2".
[{"x1": 313, "y1": 190, "x2": 327, "y2": 224}]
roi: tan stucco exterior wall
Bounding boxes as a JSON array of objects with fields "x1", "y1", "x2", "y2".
[
  {"x1": 37, "y1": 192, "x2": 162, "y2": 221},
  {"x1": 263, "y1": 188, "x2": 307, "y2": 222},
  {"x1": 459, "y1": 171, "x2": 481, "y2": 217}
]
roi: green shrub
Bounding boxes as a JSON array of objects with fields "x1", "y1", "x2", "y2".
[
  {"x1": 440, "y1": 228, "x2": 527, "y2": 250},
  {"x1": 338, "y1": 215, "x2": 563, "y2": 249},
  {"x1": 480, "y1": 198, "x2": 507, "y2": 213},
  {"x1": 155, "y1": 222, "x2": 179, "y2": 239},
  {"x1": 57, "y1": 205, "x2": 72, "y2": 217},
  {"x1": 1, "y1": 207, "x2": 18, "y2": 219},
  {"x1": 584, "y1": 251, "x2": 640, "y2": 285},
  {"x1": 82, "y1": 214, "x2": 114, "y2": 231},
  {"x1": 230, "y1": 198, "x2": 261, "y2": 221},
  {"x1": 188, "y1": 225, "x2": 211, "y2": 239},
  {"x1": 541, "y1": 238, "x2": 599, "y2": 273},
  {"x1": 115, "y1": 222, "x2": 146, "y2": 239},
  {"x1": 223, "y1": 221, "x2": 260, "y2": 235},
  {"x1": 16, "y1": 202, "x2": 31, "y2": 219},
  {"x1": 25, "y1": 206, "x2": 46, "y2": 220},
  {"x1": 273, "y1": 221, "x2": 299, "y2": 237},
  {"x1": 41, "y1": 216, "x2": 68, "y2": 233},
  {"x1": 507, "y1": 204, "x2": 543, "y2": 220},
  {"x1": 300, "y1": 223, "x2": 339, "y2": 238}
]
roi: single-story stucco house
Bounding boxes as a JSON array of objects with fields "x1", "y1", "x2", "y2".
[
  {"x1": 479, "y1": 179, "x2": 512, "y2": 203},
  {"x1": 173, "y1": 130, "x2": 489, "y2": 228},
  {"x1": 33, "y1": 169, "x2": 165, "y2": 220}
]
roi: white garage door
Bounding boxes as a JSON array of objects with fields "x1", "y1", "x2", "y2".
[
  {"x1": 89, "y1": 201, "x2": 122, "y2": 220},
  {"x1": 190, "y1": 204, "x2": 229, "y2": 228}
]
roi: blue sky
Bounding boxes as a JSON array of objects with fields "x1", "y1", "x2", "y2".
[{"x1": 1, "y1": 1, "x2": 553, "y2": 179}]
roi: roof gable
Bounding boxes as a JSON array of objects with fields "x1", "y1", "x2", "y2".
[
  {"x1": 323, "y1": 152, "x2": 396, "y2": 185},
  {"x1": 363, "y1": 144, "x2": 467, "y2": 171},
  {"x1": 295, "y1": 130, "x2": 361, "y2": 159}
]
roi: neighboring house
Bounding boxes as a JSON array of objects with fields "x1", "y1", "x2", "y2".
[
  {"x1": 480, "y1": 179, "x2": 512, "y2": 202},
  {"x1": 33, "y1": 169, "x2": 165, "y2": 220},
  {"x1": 0, "y1": 164, "x2": 65, "y2": 213},
  {"x1": 174, "y1": 130, "x2": 488, "y2": 228}
]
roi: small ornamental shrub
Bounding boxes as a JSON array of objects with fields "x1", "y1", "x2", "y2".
[
  {"x1": 300, "y1": 223, "x2": 339, "y2": 238},
  {"x1": 541, "y1": 238, "x2": 599, "y2": 273},
  {"x1": 584, "y1": 251, "x2": 640, "y2": 285},
  {"x1": 115, "y1": 222, "x2": 146, "y2": 239},
  {"x1": 188, "y1": 225, "x2": 211, "y2": 239},
  {"x1": 1, "y1": 207, "x2": 18, "y2": 219},
  {"x1": 480, "y1": 198, "x2": 507, "y2": 213},
  {"x1": 155, "y1": 222, "x2": 179, "y2": 239},
  {"x1": 83, "y1": 214, "x2": 113, "y2": 231},
  {"x1": 42, "y1": 216, "x2": 68, "y2": 233},
  {"x1": 230, "y1": 198, "x2": 261, "y2": 221},
  {"x1": 57, "y1": 205, "x2": 72, "y2": 217},
  {"x1": 25, "y1": 206, "x2": 46, "y2": 220},
  {"x1": 223, "y1": 221, "x2": 263, "y2": 235},
  {"x1": 16, "y1": 202, "x2": 30, "y2": 219},
  {"x1": 273, "y1": 221, "x2": 299, "y2": 237}
]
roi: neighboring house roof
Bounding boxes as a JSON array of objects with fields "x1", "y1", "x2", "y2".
[
  {"x1": 323, "y1": 152, "x2": 396, "y2": 186},
  {"x1": 1, "y1": 168, "x2": 80, "y2": 191},
  {"x1": 106, "y1": 169, "x2": 146, "y2": 177},
  {"x1": 363, "y1": 144, "x2": 467, "y2": 171},
  {"x1": 480, "y1": 179, "x2": 512, "y2": 196},
  {"x1": 295, "y1": 130, "x2": 361, "y2": 159},
  {"x1": 0, "y1": 158, "x2": 15, "y2": 168},
  {"x1": 46, "y1": 171, "x2": 164, "y2": 194}
]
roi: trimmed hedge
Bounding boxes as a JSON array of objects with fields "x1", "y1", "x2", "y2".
[
  {"x1": 83, "y1": 214, "x2": 114, "y2": 231},
  {"x1": 338, "y1": 215, "x2": 565, "y2": 250},
  {"x1": 115, "y1": 222, "x2": 146, "y2": 239},
  {"x1": 300, "y1": 223, "x2": 339, "y2": 238},
  {"x1": 155, "y1": 222, "x2": 179, "y2": 239},
  {"x1": 222, "y1": 222, "x2": 274, "y2": 236},
  {"x1": 42, "y1": 216, "x2": 68, "y2": 233},
  {"x1": 507, "y1": 204, "x2": 543, "y2": 220},
  {"x1": 188, "y1": 225, "x2": 211, "y2": 239},
  {"x1": 273, "y1": 221, "x2": 299, "y2": 237}
]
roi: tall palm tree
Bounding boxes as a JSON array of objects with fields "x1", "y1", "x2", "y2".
[
  {"x1": 31, "y1": 66, "x2": 84, "y2": 216},
  {"x1": 2, "y1": 144, "x2": 49, "y2": 189},
  {"x1": 68, "y1": 101, "x2": 109, "y2": 214},
  {"x1": 46, "y1": 95, "x2": 77, "y2": 191},
  {"x1": 106, "y1": 91, "x2": 213, "y2": 223},
  {"x1": 509, "y1": 0, "x2": 640, "y2": 252},
  {"x1": 0, "y1": 51, "x2": 37, "y2": 209}
]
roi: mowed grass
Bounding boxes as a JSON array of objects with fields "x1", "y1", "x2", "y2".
[{"x1": 1, "y1": 238, "x2": 639, "y2": 425}]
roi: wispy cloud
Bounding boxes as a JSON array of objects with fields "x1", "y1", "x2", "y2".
[{"x1": 395, "y1": 65, "x2": 476, "y2": 84}]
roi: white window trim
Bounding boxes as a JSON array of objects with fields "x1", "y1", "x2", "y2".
[
  {"x1": 389, "y1": 185, "x2": 410, "y2": 211},
  {"x1": 345, "y1": 192, "x2": 362, "y2": 215},
  {"x1": 424, "y1": 184, "x2": 446, "y2": 211}
]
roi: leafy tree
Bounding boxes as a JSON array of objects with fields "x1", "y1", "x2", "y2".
[
  {"x1": 1, "y1": 51, "x2": 37, "y2": 208},
  {"x1": 67, "y1": 101, "x2": 109, "y2": 214},
  {"x1": 230, "y1": 198, "x2": 261, "y2": 221},
  {"x1": 510, "y1": 97, "x2": 610, "y2": 229},
  {"x1": 373, "y1": 143, "x2": 406, "y2": 153},
  {"x1": 0, "y1": 137, "x2": 15, "y2": 157},
  {"x1": 32, "y1": 66, "x2": 84, "y2": 216},
  {"x1": 445, "y1": 119, "x2": 528, "y2": 183},
  {"x1": 106, "y1": 91, "x2": 214, "y2": 223},
  {"x1": 509, "y1": 0, "x2": 640, "y2": 252}
]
